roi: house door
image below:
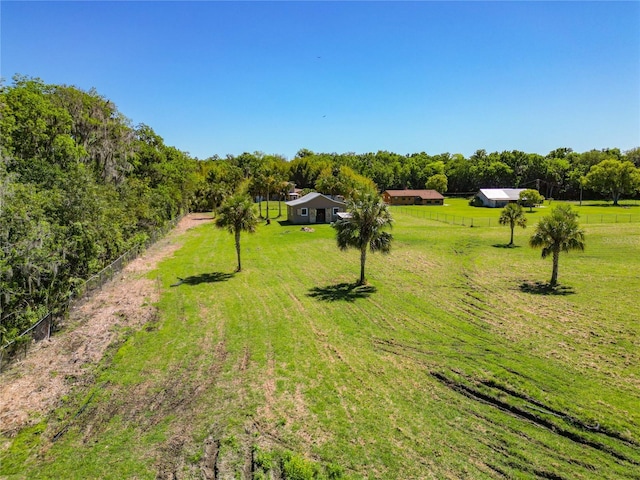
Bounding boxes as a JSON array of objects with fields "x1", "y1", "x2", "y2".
[{"x1": 316, "y1": 208, "x2": 326, "y2": 223}]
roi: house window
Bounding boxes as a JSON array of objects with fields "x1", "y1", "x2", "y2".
[
  {"x1": 332, "y1": 207, "x2": 339, "y2": 215},
  {"x1": 300, "y1": 208, "x2": 308, "y2": 216}
]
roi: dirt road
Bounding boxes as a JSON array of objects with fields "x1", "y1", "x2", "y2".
[{"x1": 0, "y1": 214, "x2": 211, "y2": 435}]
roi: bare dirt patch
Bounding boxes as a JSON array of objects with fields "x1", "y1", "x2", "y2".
[{"x1": 0, "y1": 214, "x2": 212, "y2": 435}]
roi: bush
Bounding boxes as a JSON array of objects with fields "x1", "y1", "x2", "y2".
[{"x1": 282, "y1": 452, "x2": 318, "y2": 480}]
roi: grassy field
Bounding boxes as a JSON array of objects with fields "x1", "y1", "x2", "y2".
[
  {"x1": 393, "y1": 198, "x2": 640, "y2": 227},
  {"x1": 2, "y1": 203, "x2": 639, "y2": 479}
]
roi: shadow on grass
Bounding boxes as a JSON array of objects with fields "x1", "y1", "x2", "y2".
[
  {"x1": 307, "y1": 282, "x2": 377, "y2": 302},
  {"x1": 171, "y1": 272, "x2": 235, "y2": 287},
  {"x1": 492, "y1": 243, "x2": 521, "y2": 249},
  {"x1": 519, "y1": 281, "x2": 575, "y2": 296}
]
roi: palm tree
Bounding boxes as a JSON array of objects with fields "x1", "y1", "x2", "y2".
[
  {"x1": 499, "y1": 203, "x2": 527, "y2": 246},
  {"x1": 529, "y1": 205, "x2": 585, "y2": 287},
  {"x1": 264, "y1": 174, "x2": 277, "y2": 220},
  {"x1": 215, "y1": 193, "x2": 258, "y2": 272},
  {"x1": 277, "y1": 180, "x2": 293, "y2": 218},
  {"x1": 332, "y1": 192, "x2": 393, "y2": 285},
  {"x1": 249, "y1": 175, "x2": 265, "y2": 218}
]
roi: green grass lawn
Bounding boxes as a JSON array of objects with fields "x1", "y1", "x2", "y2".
[
  {"x1": 2, "y1": 207, "x2": 639, "y2": 479},
  {"x1": 394, "y1": 197, "x2": 640, "y2": 227}
]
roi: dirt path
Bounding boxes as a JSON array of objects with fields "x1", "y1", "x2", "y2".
[{"x1": 0, "y1": 214, "x2": 212, "y2": 436}]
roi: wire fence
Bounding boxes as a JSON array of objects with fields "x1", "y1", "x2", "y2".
[
  {"x1": 0, "y1": 215, "x2": 183, "y2": 372},
  {"x1": 394, "y1": 207, "x2": 499, "y2": 227},
  {"x1": 394, "y1": 207, "x2": 640, "y2": 227}
]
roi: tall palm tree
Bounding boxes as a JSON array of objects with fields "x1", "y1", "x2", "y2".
[
  {"x1": 277, "y1": 180, "x2": 293, "y2": 218},
  {"x1": 499, "y1": 203, "x2": 527, "y2": 246},
  {"x1": 215, "y1": 193, "x2": 258, "y2": 272},
  {"x1": 264, "y1": 174, "x2": 277, "y2": 220},
  {"x1": 249, "y1": 175, "x2": 264, "y2": 218},
  {"x1": 529, "y1": 205, "x2": 585, "y2": 287},
  {"x1": 332, "y1": 192, "x2": 393, "y2": 285}
]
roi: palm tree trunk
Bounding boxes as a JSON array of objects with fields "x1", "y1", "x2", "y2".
[
  {"x1": 266, "y1": 188, "x2": 270, "y2": 219},
  {"x1": 509, "y1": 225, "x2": 514, "y2": 246},
  {"x1": 235, "y1": 230, "x2": 242, "y2": 272},
  {"x1": 550, "y1": 249, "x2": 559, "y2": 286},
  {"x1": 359, "y1": 246, "x2": 367, "y2": 285}
]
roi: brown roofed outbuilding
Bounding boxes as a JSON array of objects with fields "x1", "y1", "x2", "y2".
[{"x1": 382, "y1": 190, "x2": 444, "y2": 205}]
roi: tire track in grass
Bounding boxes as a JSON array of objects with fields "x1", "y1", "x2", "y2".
[{"x1": 372, "y1": 332, "x2": 640, "y2": 475}]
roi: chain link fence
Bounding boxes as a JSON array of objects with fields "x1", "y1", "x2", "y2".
[{"x1": 0, "y1": 215, "x2": 183, "y2": 371}]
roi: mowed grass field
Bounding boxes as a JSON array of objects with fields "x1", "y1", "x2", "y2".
[
  {"x1": 395, "y1": 198, "x2": 640, "y2": 227},
  {"x1": 2, "y1": 202, "x2": 640, "y2": 479}
]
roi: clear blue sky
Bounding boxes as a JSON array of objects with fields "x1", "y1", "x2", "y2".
[{"x1": 2, "y1": 1, "x2": 639, "y2": 159}]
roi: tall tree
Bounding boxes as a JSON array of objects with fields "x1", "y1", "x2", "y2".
[
  {"x1": 519, "y1": 189, "x2": 544, "y2": 212},
  {"x1": 584, "y1": 159, "x2": 640, "y2": 205},
  {"x1": 426, "y1": 173, "x2": 448, "y2": 194},
  {"x1": 0, "y1": 76, "x2": 201, "y2": 346},
  {"x1": 215, "y1": 193, "x2": 258, "y2": 272},
  {"x1": 529, "y1": 205, "x2": 585, "y2": 287},
  {"x1": 332, "y1": 193, "x2": 393, "y2": 285},
  {"x1": 498, "y1": 203, "x2": 527, "y2": 246}
]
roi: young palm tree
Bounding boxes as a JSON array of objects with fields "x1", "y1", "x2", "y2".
[
  {"x1": 215, "y1": 193, "x2": 258, "y2": 272},
  {"x1": 529, "y1": 205, "x2": 585, "y2": 287},
  {"x1": 499, "y1": 203, "x2": 527, "y2": 246},
  {"x1": 332, "y1": 192, "x2": 393, "y2": 285}
]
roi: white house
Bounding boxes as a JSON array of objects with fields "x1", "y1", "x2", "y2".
[{"x1": 475, "y1": 188, "x2": 526, "y2": 208}]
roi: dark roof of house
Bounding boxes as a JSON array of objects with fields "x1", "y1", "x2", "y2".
[
  {"x1": 285, "y1": 192, "x2": 345, "y2": 207},
  {"x1": 383, "y1": 189, "x2": 444, "y2": 200}
]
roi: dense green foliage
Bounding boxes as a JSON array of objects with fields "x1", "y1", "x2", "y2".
[
  {"x1": 519, "y1": 188, "x2": 545, "y2": 212},
  {"x1": 584, "y1": 159, "x2": 640, "y2": 206},
  {"x1": 286, "y1": 146, "x2": 640, "y2": 200},
  {"x1": 0, "y1": 76, "x2": 200, "y2": 344},
  {"x1": 425, "y1": 172, "x2": 448, "y2": 193}
]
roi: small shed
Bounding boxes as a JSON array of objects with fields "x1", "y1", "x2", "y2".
[
  {"x1": 285, "y1": 192, "x2": 346, "y2": 224},
  {"x1": 382, "y1": 189, "x2": 444, "y2": 206},
  {"x1": 475, "y1": 188, "x2": 525, "y2": 208}
]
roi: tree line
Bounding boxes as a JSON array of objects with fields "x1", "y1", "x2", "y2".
[
  {"x1": 1, "y1": 75, "x2": 638, "y2": 345},
  {"x1": 198, "y1": 146, "x2": 640, "y2": 211},
  {"x1": 1, "y1": 76, "x2": 200, "y2": 345}
]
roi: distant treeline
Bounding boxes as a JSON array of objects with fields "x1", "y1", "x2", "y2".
[{"x1": 1, "y1": 75, "x2": 639, "y2": 344}]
